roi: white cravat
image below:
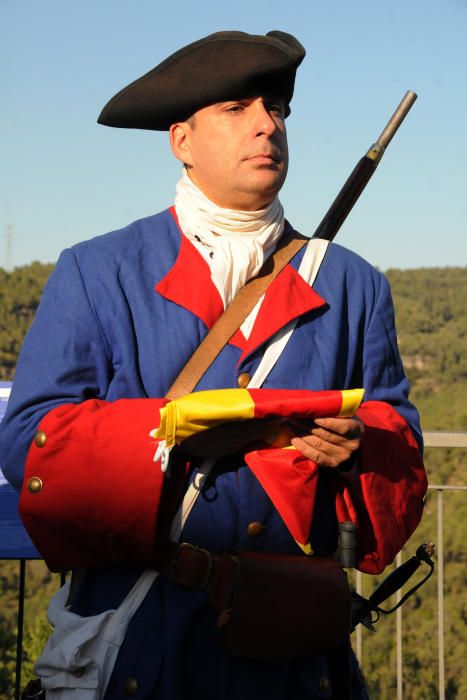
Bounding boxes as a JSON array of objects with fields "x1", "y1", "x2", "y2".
[{"x1": 174, "y1": 169, "x2": 284, "y2": 307}]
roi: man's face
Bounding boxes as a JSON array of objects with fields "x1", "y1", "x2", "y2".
[{"x1": 170, "y1": 96, "x2": 289, "y2": 211}]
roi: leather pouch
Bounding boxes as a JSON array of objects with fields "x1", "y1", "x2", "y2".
[{"x1": 209, "y1": 550, "x2": 350, "y2": 659}]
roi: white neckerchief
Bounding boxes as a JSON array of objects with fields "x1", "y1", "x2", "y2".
[{"x1": 174, "y1": 169, "x2": 284, "y2": 307}]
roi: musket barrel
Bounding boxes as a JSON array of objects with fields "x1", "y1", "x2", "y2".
[
  {"x1": 312, "y1": 89, "x2": 418, "y2": 241},
  {"x1": 376, "y1": 90, "x2": 417, "y2": 149}
]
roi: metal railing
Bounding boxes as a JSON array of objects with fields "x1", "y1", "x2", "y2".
[
  {"x1": 354, "y1": 431, "x2": 467, "y2": 700},
  {"x1": 3, "y1": 431, "x2": 467, "y2": 699},
  {"x1": 12, "y1": 563, "x2": 66, "y2": 700}
]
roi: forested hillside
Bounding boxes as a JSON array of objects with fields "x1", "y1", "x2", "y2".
[
  {"x1": 0, "y1": 263, "x2": 466, "y2": 698},
  {"x1": 387, "y1": 267, "x2": 467, "y2": 433},
  {"x1": 0, "y1": 264, "x2": 54, "y2": 381}
]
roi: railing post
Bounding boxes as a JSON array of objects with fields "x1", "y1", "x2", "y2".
[
  {"x1": 15, "y1": 559, "x2": 26, "y2": 700},
  {"x1": 396, "y1": 550, "x2": 403, "y2": 700},
  {"x1": 355, "y1": 569, "x2": 363, "y2": 663},
  {"x1": 437, "y1": 489, "x2": 445, "y2": 700}
]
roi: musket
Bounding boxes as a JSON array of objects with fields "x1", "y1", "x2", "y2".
[
  {"x1": 350, "y1": 543, "x2": 435, "y2": 633},
  {"x1": 312, "y1": 90, "x2": 417, "y2": 241},
  {"x1": 337, "y1": 524, "x2": 436, "y2": 632}
]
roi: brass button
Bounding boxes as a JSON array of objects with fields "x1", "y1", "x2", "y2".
[
  {"x1": 237, "y1": 372, "x2": 251, "y2": 388},
  {"x1": 27, "y1": 477, "x2": 43, "y2": 494},
  {"x1": 217, "y1": 609, "x2": 231, "y2": 628},
  {"x1": 34, "y1": 431, "x2": 47, "y2": 448},
  {"x1": 319, "y1": 675, "x2": 331, "y2": 692},
  {"x1": 124, "y1": 677, "x2": 138, "y2": 696},
  {"x1": 247, "y1": 521, "x2": 265, "y2": 537}
]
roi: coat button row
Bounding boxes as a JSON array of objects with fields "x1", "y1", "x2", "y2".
[
  {"x1": 27, "y1": 477, "x2": 43, "y2": 493},
  {"x1": 34, "y1": 430, "x2": 47, "y2": 447},
  {"x1": 237, "y1": 372, "x2": 251, "y2": 388}
]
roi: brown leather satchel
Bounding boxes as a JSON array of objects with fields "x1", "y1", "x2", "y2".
[
  {"x1": 169, "y1": 543, "x2": 350, "y2": 659},
  {"x1": 209, "y1": 550, "x2": 351, "y2": 659}
]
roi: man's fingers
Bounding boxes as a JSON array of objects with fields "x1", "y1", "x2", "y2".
[
  {"x1": 308, "y1": 426, "x2": 357, "y2": 447},
  {"x1": 290, "y1": 416, "x2": 365, "y2": 468},
  {"x1": 314, "y1": 416, "x2": 365, "y2": 440},
  {"x1": 290, "y1": 435, "x2": 348, "y2": 468}
]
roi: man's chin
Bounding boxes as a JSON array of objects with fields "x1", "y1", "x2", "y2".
[{"x1": 248, "y1": 175, "x2": 286, "y2": 203}]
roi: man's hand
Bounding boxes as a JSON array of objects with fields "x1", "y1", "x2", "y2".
[{"x1": 290, "y1": 416, "x2": 365, "y2": 469}]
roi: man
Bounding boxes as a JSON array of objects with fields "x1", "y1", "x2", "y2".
[{"x1": 0, "y1": 31, "x2": 427, "y2": 699}]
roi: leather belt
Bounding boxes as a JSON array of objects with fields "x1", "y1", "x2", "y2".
[
  {"x1": 168, "y1": 542, "x2": 217, "y2": 590},
  {"x1": 163, "y1": 542, "x2": 239, "y2": 613}
]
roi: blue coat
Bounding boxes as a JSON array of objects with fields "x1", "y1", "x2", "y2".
[{"x1": 0, "y1": 208, "x2": 425, "y2": 698}]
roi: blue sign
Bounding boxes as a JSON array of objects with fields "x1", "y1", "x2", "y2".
[{"x1": 0, "y1": 382, "x2": 41, "y2": 559}]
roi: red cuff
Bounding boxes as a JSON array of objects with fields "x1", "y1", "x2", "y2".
[
  {"x1": 333, "y1": 401, "x2": 427, "y2": 574},
  {"x1": 19, "y1": 398, "x2": 176, "y2": 571}
]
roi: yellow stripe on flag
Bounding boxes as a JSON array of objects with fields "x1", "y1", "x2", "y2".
[
  {"x1": 338, "y1": 388, "x2": 365, "y2": 417},
  {"x1": 152, "y1": 388, "x2": 255, "y2": 447}
]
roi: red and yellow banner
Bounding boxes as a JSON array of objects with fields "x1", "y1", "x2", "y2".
[{"x1": 151, "y1": 387, "x2": 364, "y2": 448}]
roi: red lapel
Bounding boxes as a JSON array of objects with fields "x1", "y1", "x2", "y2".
[{"x1": 155, "y1": 208, "x2": 224, "y2": 330}]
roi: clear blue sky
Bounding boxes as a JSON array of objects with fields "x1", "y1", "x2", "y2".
[{"x1": 1, "y1": 0, "x2": 466, "y2": 270}]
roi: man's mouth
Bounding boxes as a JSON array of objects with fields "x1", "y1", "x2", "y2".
[{"x1": 247, "y1": 152, "x2": 281, "y2": 163}]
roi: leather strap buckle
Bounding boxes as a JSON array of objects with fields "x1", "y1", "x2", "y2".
[{"x1": 169, "y1": 542, "x2": 215, "y2": 590}]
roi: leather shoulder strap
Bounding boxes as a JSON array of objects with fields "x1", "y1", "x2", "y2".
[{"x1": 165, "y1": 230, "x2": 308, "y2": 400}]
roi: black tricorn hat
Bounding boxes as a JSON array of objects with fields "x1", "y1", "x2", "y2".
[{"x1": 97, "y1": 30, "x2": 305, "y2": 131}]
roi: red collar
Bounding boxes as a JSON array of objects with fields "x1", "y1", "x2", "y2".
[{"x1": 156, "y1": 208, "x2": 327, "y2": 358}]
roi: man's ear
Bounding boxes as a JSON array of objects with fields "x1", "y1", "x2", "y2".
[{"x1": 169, "y1": 122, "x2": 194, "y2": 166}]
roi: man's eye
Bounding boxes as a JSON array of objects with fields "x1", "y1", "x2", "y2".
[
  {"x1": 225, "y1": 104, "x2": 244, "y2": 113},
  {"x1": 268, "y1": 104, "x2": 285, "y2": 117}
]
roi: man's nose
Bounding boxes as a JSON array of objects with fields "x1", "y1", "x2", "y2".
[{"x1": 252, "y1": 100, "x2": 279, "y2": 136}]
